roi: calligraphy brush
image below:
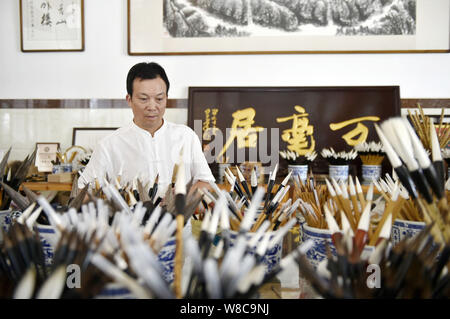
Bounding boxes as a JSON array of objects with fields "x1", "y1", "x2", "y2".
[
  {"x1": 430, "y1": 121, "x2": 446, "y2": 194},
  {"x1": 252, "y1": 184, "x2": 290, "y2": 232},
  {"x1": 184, "y1": 235, "x2": 208, "y2": 298},
  {"x1": 271, "y1": 170, "x2": 292, "y2": 203},
  {"x1": 380, "y1": 118, "x2": 433, "y2": 203},
  {"x1": 404, "y1": 118, "x2": 444, "y2": 202},
  {"x1": 374, "y1": 123, "x2": 419, "y2": 201},
  {"x1": 272, "y1": 199, "x2": 299, "y2": 232},
  {"x1": 1, "y1": 228, "x2": 25, "y2": 281},
  {"x1": 173, "y1": 151, "x2": 186, "y2": 298},
  {"x1": 380, "y1": 119, "x2": 450, "y2": 240},
  {"x1": 279, "y1": 150, "x2": 317, "y2": 165},
  {"x1": 352, "y1": 202, "x2": 371, "y2": 258},
  {"x1": 171, "y1": 161, "x2": 179, "y2": 189},
  {"x1": 13, "y1": 263, "x2": 37, "y2": 299},
  {"x1": 224, "y1": 168, "x2": 246, "y2": 206},
  {"x1": 10, "y1": 148, "x2": 36, "y2": 191},
  {"x1": 236, "y1": 166, "x2": 252, "y2": 199},
  {"x1": 225, "y1": 167, "x2": 242, "y2": 197},
  {"x1": 149, "y1": 174, "x2": 159, "y2": 202},
  {"x1": 0, "y1": 181, "x2": 30, "y2": 210},
  {"x1": 131, "y1": 176, "x2": 140, "y2": 202},
  {"x1": 0, "y1": 147, "x2": 11, "y2": 206},
  {"x1": 320, "y1": 148, "x2": 358, "y2": 165},
  {"x1": 236, "y1": 240, "x2": 316, "y2": 299},
  {"x1": 68, "y1": 184, "x2": 89, "y2": 212},
  {"x1": 90, "y1": 253, "x2": 153, "y2": 299},
  {"x1": 347, "y1": 176, "x2": 361, "y2": 222},
  {"x1": 251, "y1": 166, "x2": 258, "y2": 196},
  {"x1": 120, "y1": 220, "x2": 175, "y2": 299},
  {"x1": 354, "y1": 141, "x2": 385, "y2": 165},
  {"x1": 21, "y1": 186, "x2": 39, "y2": 207},
  {"x1": 264, "y1": 163, "x2": 278, "y2": 209}
]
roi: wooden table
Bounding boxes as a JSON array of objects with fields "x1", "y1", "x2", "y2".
[{"x1": 20, "y1": 182, "x2": 73, "y2": 192}]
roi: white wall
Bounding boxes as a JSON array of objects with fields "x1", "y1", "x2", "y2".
[
  {"x1": 0, "y1": 0, "x2": 449, "y2": 160},
  {"x1": 1, "y1": 0, "x2": 449, "y2": 99}
]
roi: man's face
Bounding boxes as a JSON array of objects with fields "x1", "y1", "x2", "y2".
[{"x1": 126, "y1": 77, "x2": 167, "y2": 133}]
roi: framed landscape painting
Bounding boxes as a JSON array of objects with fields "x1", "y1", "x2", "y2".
[{"x1": 128, "y1": 0, "x2": 450, "y2": 55}]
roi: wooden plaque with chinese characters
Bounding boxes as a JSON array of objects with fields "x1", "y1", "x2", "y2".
[{"x1": 188, "y1": 86, "x2": 400, "y2": 175}]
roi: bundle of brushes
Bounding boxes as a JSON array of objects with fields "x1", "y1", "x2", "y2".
[
  {"x1": 279, "y1": 150, "x2": 318, "y2": 165},
  {"x1": 297, "y1": 222, "x2": 450, "y2": 298},
  {"x1": 320, "y1": 148, "x2": 358, "y2": 165},
  {"x1": 375, "y1": 117, "x2": 450, "y2": 246},
  {"x1": 407, "y1": 104, "x2": 449, "y2": 152},
  {"x1": 0, "y1": 179, "x2": 198, "y2": 298},
  {"x1": 77, "y1": 167, "x2": 203, "y2": 226},
  {"x1": 301, "y1": 175, "x2": 393, "y2": 249},
  {"x1": 372, "y1": 173, "x2": 425, "y2": 223},
  {"x1": 180, "y1": 187, "x2": 304, "y2": 299},
  {"x1": 0, "y1": 201, "x2": 111, "y2": 299},
  {"x1": 215, "y1": 163, "x2": 299, "y2": 234},
  {"x1": 291, "y1": 172, "x2": 329, "y2": 229},
  {"x1": 354, "y1": 141, "x2": 385, "y2": 166},
  {"x1": 0, "y1": 147, "x2": 37, "y2": 210},
  {"x1": 2, "y1": 182, "x2": 305, "y2": 299}
]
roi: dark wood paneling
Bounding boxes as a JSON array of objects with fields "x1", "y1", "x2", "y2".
[
  {"x1": 0, "y1": 99, "x2": 186, "y2": 109},
  {"x1": 401, "y1": 99, "x2": 450, "y2": 109},
  {"x1": 0, "y1": 98, "x2": 447, "y2": 109}
]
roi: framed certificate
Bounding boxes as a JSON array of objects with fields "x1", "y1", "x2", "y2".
[{"x1": 35, "y1": 142, "x2": 60, "y2": 172}]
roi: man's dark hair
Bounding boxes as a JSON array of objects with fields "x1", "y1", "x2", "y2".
[{"x1": 126, "y1": 62, "x2": 170, "y2": 96}]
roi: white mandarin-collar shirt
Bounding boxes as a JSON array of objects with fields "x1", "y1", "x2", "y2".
[{"x1": 78, "y1": 120, "x2": 215, "y2": 197}]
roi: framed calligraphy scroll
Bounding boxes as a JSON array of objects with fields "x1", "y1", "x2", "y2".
[
  {"x1": 188, "y1": 86, "x2": 401, "y2": 176},
  {"x1": 20, "y1": 0, "x2": 84, "y2": 52},
  {"x1": 128, "y1": 0, "x2": 449, "y2": 55}
]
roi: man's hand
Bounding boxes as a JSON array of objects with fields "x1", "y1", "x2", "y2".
[{"x1": 189, "y1": 180, "x2": 213, "y2": 196}]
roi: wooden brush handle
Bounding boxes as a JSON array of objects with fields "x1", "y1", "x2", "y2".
[
  {"x1": 174, "y1": 214, "x2": 184, "y2": 299},
  {"x1": 368, "y1": 199, "x2": 401, "y2": 246}
]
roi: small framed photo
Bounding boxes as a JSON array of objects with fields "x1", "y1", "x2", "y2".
[
  {"x1": 35, "y1": 142, "x2": 60, "y2": 173},
  {"x1": 19, "y1": 0, "x2": 85, "y2": 52},
  {"x1": 72, "y1": 127, "x2": 118, "y2": 153}
]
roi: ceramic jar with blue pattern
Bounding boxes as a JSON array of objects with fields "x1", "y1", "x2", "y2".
[
  {"x1": 301, "y1": 224, "x2": 337, "y2": 269},
  {"x1": 362, "y1": 165, "x2": 382, "y2": 184},
  {"x1": 36, "y1": 223, "x2": 59, "y2": 266},
  {"x1": 157, "y1": 237, "x2": 176, "y2": 283},
  {"x1": 288, "y1": 165, "x2": 308, "y2": 183},
  {"x1": 0, "y1": 210, "x2": 11, "y2": 242},
  {"x1": 228, "y1": 231, "x2": 283, "y2": 274},
  {"x1": 391, "y1": 219, "x2": 426, "y2": 246},
  {"x1": 94, "y1": 282, "x2": 135, "y2": 299},
  {"x1": 328, "y1": 165, "x2": 349, "y2": 182}
]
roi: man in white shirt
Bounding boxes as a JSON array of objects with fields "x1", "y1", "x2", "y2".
[{"x1": 78, "y1": 62, "x2": 215, "y2": 196}]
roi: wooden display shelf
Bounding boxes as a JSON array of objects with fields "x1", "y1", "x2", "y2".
[
  {"x1": 20, "y1": 182, "x2": 73, "y2": 192},
  {"x1": 19, "y1": 179, "x2": 378, "y2": 195}
]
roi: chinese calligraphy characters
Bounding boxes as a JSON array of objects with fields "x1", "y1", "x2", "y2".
[
  {"x1": 202, "y1": 108, "x2": 219, "y2": 141},
  {"x1": 217, "y1": 107, "x2": 264, "y2": 160},
  {"x1": 276, "y1": 105, "x2": 316, "y2": 155},
  {"x1": 330, "y1": 116, "x2": 380, "y2": 146}
]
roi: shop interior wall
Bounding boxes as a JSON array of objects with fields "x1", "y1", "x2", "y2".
[{"x1": 1, "y1": 0, "x2": 449, "y2": 161}]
